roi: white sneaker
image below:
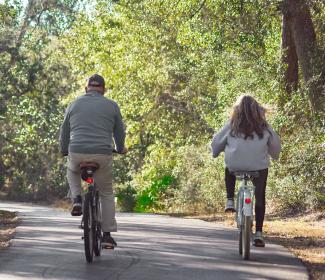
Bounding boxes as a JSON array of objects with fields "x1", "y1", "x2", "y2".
[
  {"x1": 254, "y1": 231, "x2": 265, "y2": 247},
  {"x1": 225, "y1": 199, "x2": 236, "y2": 212}
]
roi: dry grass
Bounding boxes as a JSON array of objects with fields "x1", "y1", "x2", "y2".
[
  {"x1": 0, "y1": 210, "x2": 20, "y2": 249},
  {"x1": 50, "y1": 199, "x2": 71, "y2": 211},
  {"x1": 264, "y1": 212, "x2": 325, "y2": 280}
]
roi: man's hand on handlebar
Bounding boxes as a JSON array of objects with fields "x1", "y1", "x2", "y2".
[{"x1": 113, "y1": 147, "x2": 128, "y2": 154}]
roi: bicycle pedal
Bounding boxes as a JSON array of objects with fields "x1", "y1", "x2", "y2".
[{"x1": 102, "y1": 245, "x2": 115, "y2": 250}]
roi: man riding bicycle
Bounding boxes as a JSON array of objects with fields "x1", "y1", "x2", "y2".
[{"x1": 59, "y1": 74, "x2": 127, "y2": 248}]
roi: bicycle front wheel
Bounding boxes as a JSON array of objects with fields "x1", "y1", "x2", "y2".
[
  {"x1": 242, "y1": 215, "x2": 251, "y2": 260},
  {"x1": 239, "y1": 229, "x2": 243, "y2": 255},
  {"x1": 83, "y1": 193, "x2": 94, "y2": 263}
]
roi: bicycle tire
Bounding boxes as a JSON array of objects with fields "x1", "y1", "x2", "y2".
[
  {"x1": 237, "y1": 190, "x2": 243, "y2": 255},
  {"x1": 239, "y1": 229, "x2": 243, "y2": 255},
  {"x1": 83, "y1": 193, "x2": 94, "y2": 263},
  {"x1": 94, "y1": 191, "x2": 102, "y2": 257},
  {"x1": 242, "y1": 215, "x2": 251, "y2": 260}
]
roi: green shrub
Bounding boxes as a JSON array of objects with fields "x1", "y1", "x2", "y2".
[
  {"x1": 135, "y1": 175, "x2": 175, "y2": 212},
  {"x1": 115, "y1": 183, "x2": 137, "y2": 212},
  {"x1": 170, "y1": 145, "x2": 226, "y2": 214},
  {"x1": 267, "y1": 94, "x2": 325, "y2": 212}
]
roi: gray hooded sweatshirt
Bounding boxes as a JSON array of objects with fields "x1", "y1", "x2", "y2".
[
  {"x1": 59, "y1": 91, "x2": 125, "y2": 155},
  {"x1": 211, "y1": 121, "x2": 281, "y2": 171}
]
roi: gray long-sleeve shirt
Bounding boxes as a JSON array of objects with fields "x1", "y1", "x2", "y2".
[
  {"x1": 59, "y1": 91, "x2": 125, "y2": 155},
  {"x1": 211, "y1": 121, "x2": 281, "y2": 171}
]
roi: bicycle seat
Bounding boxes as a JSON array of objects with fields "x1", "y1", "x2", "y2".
[
  {"x1": 232, "y1": 171, "x2": 260, "y2": 178},
  {"x1": 79, "y1": 162, "x2": 99, "y2": 170},
  {"x1": 80, "y1": 162, "x2": 99, "y2": 181}
]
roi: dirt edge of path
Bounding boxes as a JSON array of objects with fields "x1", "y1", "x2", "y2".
[{"x1": 0, "y1": 210, "x2": 20, "y2": 249}]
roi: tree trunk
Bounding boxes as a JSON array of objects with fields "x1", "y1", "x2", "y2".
[
  {"x1": 283, "y1": 0, "x2": 325, "y2": 113},
  {"x1": 0, "y1": 160, "x2": 5, "y2": 189},
  {"x1": 281, "y1": 13, "x2": 298, "y2": 95}
]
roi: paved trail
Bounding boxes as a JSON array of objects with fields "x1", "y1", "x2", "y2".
[{"x1": 0, "y1": 201, "x2": 308, "y2": 280}]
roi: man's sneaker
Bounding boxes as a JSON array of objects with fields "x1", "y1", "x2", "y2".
[
  {"x1": 102, "y1": 232, "x2": 117, "y2": 249},
  {"x1": 71, "y1": 195, "x2": 82, "y2": 216},
  {"x1": 225, "y1": 198, "x2": 236, "y2": 213},
  {"x1": 254, "y1": 231, "x2": 265, "y2": 247}
]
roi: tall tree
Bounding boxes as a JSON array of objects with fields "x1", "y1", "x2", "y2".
[
  {"x1": 281, "y1": 12, "x2": 298, "y2": 94},
  {"x1": 281, "y1": 0, "x2": 324, "y2": 112}
]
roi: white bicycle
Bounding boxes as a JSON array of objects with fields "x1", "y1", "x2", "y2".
[{"x1": 233, "y1": 171, "x2": 259, "y2": 260}]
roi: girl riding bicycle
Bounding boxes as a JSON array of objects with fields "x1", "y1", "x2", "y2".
[{"x1": 211, "y1": 95, "x2": 281, "y2": 247}]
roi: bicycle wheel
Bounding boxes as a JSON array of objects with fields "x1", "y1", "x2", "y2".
[
  {"x1": 83, "y1": 193, "x2": 94, "y2": 263},
  {"x1": 242, "y1": 215, "x2": 251, "y2": 260},
  {"x1": 239, "y1": 228, "x2": 243, "y2": 255},
  {"x1": 94, "y1": 191, "x2": 102, "y2": 257},
  {"x1": 237, "y1": 191, "x2": 243, "y2": 255}
]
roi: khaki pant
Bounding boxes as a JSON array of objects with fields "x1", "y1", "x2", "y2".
[{"x1": 67, "y1": 153, "x2": 117, "y2": 232}]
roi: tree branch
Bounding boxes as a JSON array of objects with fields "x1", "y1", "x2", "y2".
[{"x1": 190, "y1": 0, "x2": 207, "y2": 19}]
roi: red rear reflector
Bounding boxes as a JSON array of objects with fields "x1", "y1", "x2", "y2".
[
  {"x1": 86, "y1": 178, "x2": 93, "y2": 184},
  {"x1": 245, "y1": 198, "x2": 252, "y2": 204}
]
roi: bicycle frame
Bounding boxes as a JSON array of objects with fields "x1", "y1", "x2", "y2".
[{"x1": 236, "y1": 178, "x2": 255, "y2": 228}]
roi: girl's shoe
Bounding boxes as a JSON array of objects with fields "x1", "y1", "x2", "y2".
[
  {"x1": 254, "y1": 231, "x2": 265, "y2": 247},
  {"x1": 225, "y1": 198, "x2": 236, "y2": 212}
]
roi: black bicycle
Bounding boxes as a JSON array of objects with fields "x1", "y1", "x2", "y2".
[
  {"x1": 79, "y1": 162, "x2": 102, "y2": 263},
  {"x1": 79, "y1": 149, "x2": 122, "y2": 263}
]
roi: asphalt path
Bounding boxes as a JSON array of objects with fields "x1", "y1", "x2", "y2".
[{"x1": 0, "y1": 201, "x2": 308, "y2": 280}]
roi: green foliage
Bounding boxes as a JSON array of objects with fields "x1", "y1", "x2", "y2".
[
  {"x1": 1, "y1": 0, "x2": 324, "y2": 215},
  {"x1": 171, "y1": 145, "x2": 226, "y2": 214},
  {"x1": 0, "y1": 1, "x2": 77, "y2": 201},
  {"x1": 131, "y1": 147, "x2": 176, "y2": 212},
  {"x1": 267, "y1": 91, "x2": 325, "y2": 211},
  {"x1": 115, "y1": 183, "x2": 136, "y2": 212},
  {"x1": 135, "y1": 175, "x2": 175, "y2": 212},
  {"x1": 62, "y1": 0, "x2": 324, "y2": 214}
]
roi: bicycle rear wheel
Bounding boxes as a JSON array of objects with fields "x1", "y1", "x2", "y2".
[
  {"x1": 242, "y1": 215, "x2": 251, "y2": 260},
  {"x1": 93, "y1": 191, "x2": 102, "y2": 257},
  {"x1": 83, "y1": 193, "x2": 94, "y2": 263}
]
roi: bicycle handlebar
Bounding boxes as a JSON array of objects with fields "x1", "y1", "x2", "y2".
[{"x1": 62, "y1": 149, "x2": 126, "y2": 157}]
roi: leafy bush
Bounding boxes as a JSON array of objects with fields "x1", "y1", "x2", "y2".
[
  {"x1": 115, "y1": 183, "x2": 137, "y2": 212},
  {"x1": 170, "y1": 145, "x2": 226, "y2": 214},
  {"x1": 135, "y1": 175, "x2": 175, "y2": 212},
  {"x1": 130, "y1": 145, "x2": 226, "y2": 214},
  {"x1": 267, "y1": 92, "x2": 325, "y2": 212}
]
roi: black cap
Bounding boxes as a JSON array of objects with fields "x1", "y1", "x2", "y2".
[{"x1": 87, "y1": 74, "x2": 105, "y2": 87}]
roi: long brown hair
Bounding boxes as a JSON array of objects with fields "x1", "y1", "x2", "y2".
[{"x1": 230, "y1": 95, "x2": 268, "y2": 139}]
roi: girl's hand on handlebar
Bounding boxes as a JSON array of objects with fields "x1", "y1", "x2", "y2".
[{"x1": 120, "y1": 147, "x2": 128, "y2": 154}]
